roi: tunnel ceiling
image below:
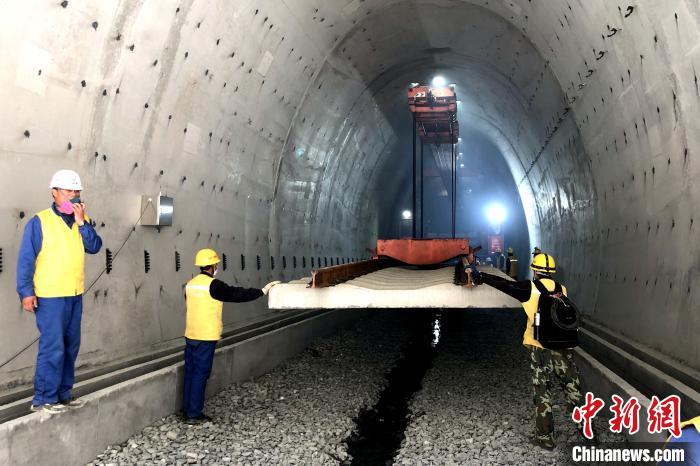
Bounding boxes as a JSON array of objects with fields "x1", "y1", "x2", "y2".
[
  {"x1": 288, "y1": 0, "x2": 700, "y2": 368},
  {"x1": 284, "y1": 0, "x2": 591, "y2": 280},
  {"x1": 281, "y1": 0, "x2": 581, "y2": 247},
  {"x1": 1, "y1": 0, "x2": 699, "y2": 383}
]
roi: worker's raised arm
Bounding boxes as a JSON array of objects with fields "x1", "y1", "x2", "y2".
[
  {"x1": 477, "y1": 272, "x2": 532, "y2": 302},
  {"x1": 209, "y1": 279, "x2": 263, "y2": 303}
]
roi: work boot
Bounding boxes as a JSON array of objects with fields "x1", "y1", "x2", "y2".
[
  {"x1": 531, "y1": 434, "x2": 555, "y2": 450},
  {"x1": 60, "y1": 397, "x2": 86, "y2": 409},
  {"x1": 184, "y1": 414, "x2": 213, "y2": 425},
  {"x1": 30, "y1": 403, "x2": 68, "y2": 414}
]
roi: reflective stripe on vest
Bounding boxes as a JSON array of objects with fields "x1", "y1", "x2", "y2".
[
  {"x1": 185, "y1": 274, "x2": 224, "y2": 341},
  {"x1": 521, "y1": 279, "x2": 567, "y2": 349},
  {"x1": 34, "y1": 208, "x2": 86, "y2": 297}
]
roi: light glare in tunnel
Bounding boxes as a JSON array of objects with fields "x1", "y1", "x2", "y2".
[
  {"x1": 486, "y1": 203, "x2": 506, "y2": 225},
  {"x1": 402, "y1": 210, "x2": 412, "y2": 220},
  {"x1": 431, "y1": 75, "x2": 447, "y2": 87}
]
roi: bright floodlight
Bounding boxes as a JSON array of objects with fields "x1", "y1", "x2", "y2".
[
  {"x1": 432, "y1": 75, "x2": 447, "y2": 87},
  {"x1": 402, "y1": 210, "x2": 412, "y2": 220},
  {"x1": 486, "y1": 203, "x2": 506, "y2": 225}
]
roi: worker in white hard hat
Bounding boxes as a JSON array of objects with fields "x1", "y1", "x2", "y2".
[
  {"x1": 16, "y1": 169, "x2": 102, "y2": 414},
  {"x1": 182, "y1": 248, "x2": 281, "y2": 424}
]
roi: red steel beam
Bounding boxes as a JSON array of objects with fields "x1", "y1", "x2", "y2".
[{"x1": 375, "y1": 238, "x2": 470, "y2": 265}]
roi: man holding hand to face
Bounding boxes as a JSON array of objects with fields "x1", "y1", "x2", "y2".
[{"x1": 16, "y1": 169, "x2": 102, "y2": 414}]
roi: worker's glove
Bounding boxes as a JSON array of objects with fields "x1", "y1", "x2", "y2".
[{"x1": 262, "y1": 280, "x2": 282, "y2": 295}]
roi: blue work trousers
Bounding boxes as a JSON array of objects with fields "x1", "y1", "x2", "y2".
[
  {"x1": 33, "y1": 296, "x2": 83, "y2": 405},
  {"x1": 182, "y1": 338, "x2": 217, "y2": 419}
]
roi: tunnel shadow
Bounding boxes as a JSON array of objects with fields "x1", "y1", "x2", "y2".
[
  {"x1": 343, "y1": 310, "x2": 440, "y2": 465},
  {"x1": 342, "y1": 308, "x2": 530, "y2": 465}
]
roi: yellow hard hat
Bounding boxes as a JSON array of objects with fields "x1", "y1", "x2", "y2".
[
  {"x1": 531, "y1": 253, "x2": 556, "y2": 274},
  {"x1": 194, "y1": 248, "x2": 220, "y2": 267},
  {"x1": 507, "y1": 247, "x2": 514, "y2": 254}
]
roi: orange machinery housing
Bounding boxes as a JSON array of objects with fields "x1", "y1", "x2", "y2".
[
  {"x1": 370, "y1": 84, "x2": 464, "y2": 265},
  {"x1": 407, "y1": 85, "x2": 459, "y2": 143}
]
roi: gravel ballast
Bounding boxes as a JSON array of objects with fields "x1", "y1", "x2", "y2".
[
  {"x1": 393, "y1": 309, "x2": 626, "y2": 465},
  {"x1": 89, "y1": 311, "x2": 413, "y2": 466},
  {"x1": 89, "y1": 309, "x2": 627, "y2": 466}
]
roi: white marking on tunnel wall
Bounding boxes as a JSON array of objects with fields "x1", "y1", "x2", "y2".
[
  {"x1": 664, "y1": 2, "x2": 700, "y2": 58},
  {"x1": 343, "y1": 0, "x2": 362, "y2": 16},
  {"x1": 257, "y1": 51, "x2": 274, "y2": 77},
  {"x1": 183, "y1": 123, "x2": 201, "y2": 155},
  {"x1": 684, "y1": 41, "x2": 700, "y2": 58},
  {"x1": 647, "y1": 124, "x2": 662, "y2": 156},
  {"x1": 16, "y1": 41, "x2": 52, "y2": 96}
]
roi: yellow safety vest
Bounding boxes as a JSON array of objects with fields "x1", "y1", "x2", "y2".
[
  {"x1": 185, "y1": 274, "x2": 224, "y2": 341},
  {"x1": 33, "y1": 208, "x2": 87, "y2": 297},
  {"x1": 521, "y1": 279, "x2": 568, "y2": 349}
]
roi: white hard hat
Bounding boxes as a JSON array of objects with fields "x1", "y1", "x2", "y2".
[{"x1": 49, "y1": 170, "x2": 83, "y2": 190}]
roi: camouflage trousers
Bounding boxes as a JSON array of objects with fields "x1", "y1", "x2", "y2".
[{"x1": 529, "y1": 346, "x2": 582, "y2": 439}]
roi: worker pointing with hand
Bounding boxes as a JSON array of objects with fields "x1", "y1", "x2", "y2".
[{"x1": 182, "y1": 248, "x2": 280, "y2": 424}]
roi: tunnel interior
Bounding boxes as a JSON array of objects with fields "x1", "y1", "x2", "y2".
[{"x1": 1, "y1": 0, "x2": 699, "y2": 394}]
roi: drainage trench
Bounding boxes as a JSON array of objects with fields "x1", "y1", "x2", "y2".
[{"x1": 344, "y1": 310, "x2": 442, "y2": 465}]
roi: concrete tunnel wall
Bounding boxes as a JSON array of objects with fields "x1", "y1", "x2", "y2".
[{"x1": 0, "y1": 0, "x2": 699, "y2": 388}]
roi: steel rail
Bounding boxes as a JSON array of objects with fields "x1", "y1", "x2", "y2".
[
  {"x1": 309, "y1": 259, "x2": 396, "y2": 288},
  {"x1": 0, "y1": 309, "x2": 327, "y2": 424}
]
